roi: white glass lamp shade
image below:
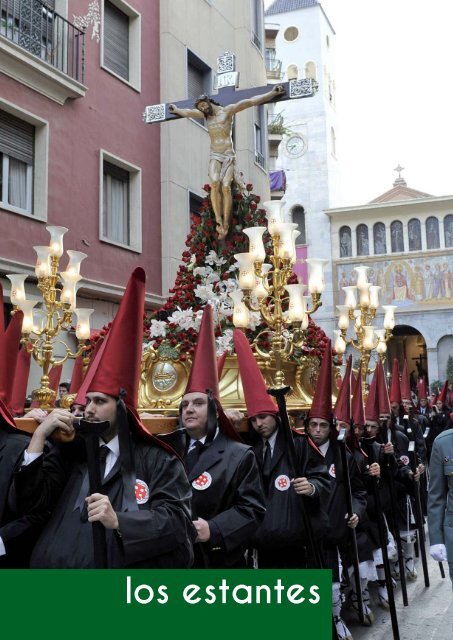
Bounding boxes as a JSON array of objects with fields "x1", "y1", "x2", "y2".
[
  {"x1": 46, "y1": 226, "x2": 68, "y2": 258},
  {"x1": 65, "y1": 250, "x2": 87, "y2": 278},
  {"x1": 301, "y1": 312, "x2": 309, "y2": 330},
  {"x1": 229, "y1": 290, "x2": 250, "y2": 328},
  {"x1": 336, "y1": 305, "x2": 350, "y2": 330},
  {"x1": 375, "y1": 329, "x2": 387, "y2": 354},
  {"x1": 234, "y1": 253, "x2": 255, "y2": 290},
  {"x1": 343, "y1": 286, "x2": 357, "y2": 309},
  {"x1": 285, "y1": 284, "x2": 307, "y2": 322},
  {"x1": 334, "y1": 330, "x2": 347, "y2": 355},
  {"x1": 74, "y1": 308, "x2": 94, "y2": 340},
  {"x1": 358, "y1": 283, "x2": 370, "y2": 308},
  {"x1": 6, "y1": 274, "x2": 27, "y2": 305},
  {"x1": 362, "y1": 325, "x2": 376, "y2": 350},
  {"x1": 382, "y1": 305, "x2": 396, "y2": 330},
  {"x1": 369, "y1": 285, "x2": 381, "y2": 309},
  {"x1": 274, "y1": 222, "x2": 297, "y2": 260},
  {"x1": 32, "y1": 309, "x2": 45, "y2": 334},
  {"x1": 306, "y1": 258, "x2": 327, "y2": 294},
  {"x1": 353, "y1": 309, "x2": 362, "y2": 329},
  {"x1": 262, "y1": 200, "x2": 284, "y2": 236},
  {"x1": 243, "y1": 227, "x2": 266, "y2": 262},
  {"x1": 33, "y1": 246, "x2": 52, "y2": 278},
  {"x1": 17, "y1": 299, "x2": 37, "y2": 333},
  {"x1": 354, "y1": 265, "x2": 370, "y2": 289},
  {"x1": 61, "y1": 273, "x2": 81, "y2": 309}
]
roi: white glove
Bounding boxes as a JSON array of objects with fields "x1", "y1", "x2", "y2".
[{"x1": 430, "y1": 543, "x2": 447, "y2": 562}]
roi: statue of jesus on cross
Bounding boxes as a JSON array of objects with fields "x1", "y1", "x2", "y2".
[
  {"x1": 169, "y1": 84, "x2": 285, "y2": 240},
  {"x1": 143, "y1": 51, "x2": 318, "y2": 240}
]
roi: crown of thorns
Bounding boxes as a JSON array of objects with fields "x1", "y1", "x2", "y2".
[{"x1": 194, "y1": 94, "x2": 220, "y2": 109}]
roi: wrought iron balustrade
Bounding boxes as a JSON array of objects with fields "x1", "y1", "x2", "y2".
[{"x1": 0, "y1": 0, "x2": 85, "y2": 82}]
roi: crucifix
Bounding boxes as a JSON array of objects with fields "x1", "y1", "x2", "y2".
[{"x1": 143, "y1": 52, "x2": 318, "y2": 239}]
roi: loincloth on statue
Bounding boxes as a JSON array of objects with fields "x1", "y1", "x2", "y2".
[{"x1": 210, "y1": 151, "x2": 236, "y2": 182}]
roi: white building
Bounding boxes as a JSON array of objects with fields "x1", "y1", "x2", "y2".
[{"x1": 264, "y1": 0, "x2": 340, "y2": 335}]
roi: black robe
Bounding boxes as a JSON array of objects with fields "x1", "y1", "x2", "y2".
[
  {"x1": 251, "y1": 428, "x2": 330, "y2": 568},
  {"x1": 0, "y1": 430, "x2": 48, "y2": 567},
  {"x1": 14, "y1": 435, "x2": 195, "y2": 568},
  {"x1": 323, "y1": 440, "x2": 368, "y2": 580},
  {"x1": 183, "y1": 430, "x2": 266, "y2": 568}
]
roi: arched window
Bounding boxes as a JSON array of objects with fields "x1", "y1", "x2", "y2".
[
  {"x1": 391, "y1": 220, "x2": 404, "y2": 252},
  {"x1": 426, "y1": 216, "x2": 440, "y2": 249},
  {"x1": 339, "y1": 226, "x2": 352, "y2": 257},
  {"x1": 356, "y1": 224, "x2": 369, "y2": 256},
  {"x1": 373, "y1": 222, "x2": 386, "y2": 254},
  {"x1": 445, "y1": 214, "x2": 453, "y2": 248},
  {"x1": 305, "y1": 61, "x2": 316, "y2": 80},
  {"x1": 408, "y1": 218, "x2": 422, "y2": 251},
  {"x1": 330, "y1": 126, "x2": 336, "y2": 156},
  {"x1": 291, "y1": 205, "x2": 306, "y2": 244},
  {"x1": 286, "y1": 64, "x2": 298, "y2": 80}
]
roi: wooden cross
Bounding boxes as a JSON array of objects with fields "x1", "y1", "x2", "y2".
[{"x1": 143, "y1": 51, "x2": 318, "y2": 124}]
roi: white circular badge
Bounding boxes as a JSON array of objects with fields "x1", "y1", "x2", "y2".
[
  {"x1": 274, "y1": 475, "x2": 291, "y2": 491},
  {"x1": 329, "y1": 464, "x2": 336, "y2": 478},
  {"x1": 400, "y1": 455, "x2": 410, "y2": 466},
  {"x1": 192, "y1": 472, "x2": 212, "y2": 491},
  {"x1": 135, "y1": 479, "x2": 150, "y2": 504}
]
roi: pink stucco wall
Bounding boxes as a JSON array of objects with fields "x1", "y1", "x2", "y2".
[{"x1": 1, "y1": 0, "x2": 162, "y2": 297}]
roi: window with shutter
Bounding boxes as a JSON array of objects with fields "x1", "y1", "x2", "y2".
[
  {"x1": 0, "y1": 110, "x2": 34, "y2": 214},
  {"x1": 104, "y1": 1, "x2": 129, "y2": 81}
]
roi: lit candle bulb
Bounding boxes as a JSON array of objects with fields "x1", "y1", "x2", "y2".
[
  {"x1": 382, "y1": 305, "x2": 396, "y2": 330},
  {"x1": 234, "y1": 253, "x2": 256, "y2": 290},
  {"x1": 262, "y1": 200, "x2": 285, "y2": 236},
  {"x1": 74, "y1": 308, "x2": 94, "y2": 340},
  {"x1": 229, "y1": 290, "x2": 250, "y2": 328},
  {"x1": 33, "y1": 246, "x2": 51, "y2": 278},
  {"x1": 46, "y1": 226, "x2": 68, "y2": 258},
  {"x1": 362, "y1": 326, "x2": 376, "y2": 350},
  {"x1": 243, "y1": 227, "x2": 266, "y2": 262},
  {"x1": 65, "y1": 250, "x2": 87, "y2": 278},
  {"x1": 285, "y1": 283, "x2": 307, "y2": 322},
  {"x1": 334, "y1": 330, "x2": 346, "y2": 355},
  {"x1": 336, "y1": 305, "x2": 350, "y2": 330},
  {"x1": 17, "y1": 299, "x2": 37, "y2": 334},
  {"x1": 306, "y1": 258, "x2": 327, "y2": 294}
]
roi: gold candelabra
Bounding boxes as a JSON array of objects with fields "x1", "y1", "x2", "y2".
[
  {"x1": 7, "y1": 226, "x2": 93, "y2": 409},
  {"x1": 229, "y1": 200, "x2": 326, "y2": 388},
  {"x1": 334, "y1": 265, "x2": 396, "y2": 393}
]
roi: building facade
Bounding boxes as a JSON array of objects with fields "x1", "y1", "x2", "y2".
[
  {"x1": 1, "y1": 0, "x2": 162, "y2": 387},
  {"x1": 160, "y1": 0, "x2": 272, "y2": 293},
  {"x1": 327, "y1": 173, "x2": 453, "y2": 384}
]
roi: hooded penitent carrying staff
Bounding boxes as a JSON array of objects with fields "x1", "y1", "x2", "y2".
[
  {"x1": 334, "y1": 355, "x2": 365, "y2": 624},
  {"x1": 408, "y1": 439, "x2": 430, "y2": 587},
  {"x1": 268, "y1": 386, "x2": 325, "y2": 568},
  {"x1": 233, "y1": 329, "x2": 327, "y2": 567},
  {"x1": 69, "y1": 268, "x2": 191, "y2": 569},
  {"x1": 362, "y1": 365, "x2": 400, "y2": 640},
  {"x1": 375, "y1": 360, "x2": 409, "y2": 606}
]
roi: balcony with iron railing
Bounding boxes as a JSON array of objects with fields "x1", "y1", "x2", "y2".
[{"x1": 0, "y1": 0, "x2": 86, "y2": 103}]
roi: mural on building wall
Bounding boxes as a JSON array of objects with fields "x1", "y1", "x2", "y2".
[{"x1": 335, "y1": 254, "x2": 453, "y2": 309}]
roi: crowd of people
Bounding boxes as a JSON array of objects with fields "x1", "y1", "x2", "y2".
[{"x1": 0, "y1": 268, "x2": 452, "y2": 640}]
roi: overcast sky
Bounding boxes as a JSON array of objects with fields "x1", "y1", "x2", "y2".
[{"x1": 266, "y1": 0, "x2": 453, "y2": 206}]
